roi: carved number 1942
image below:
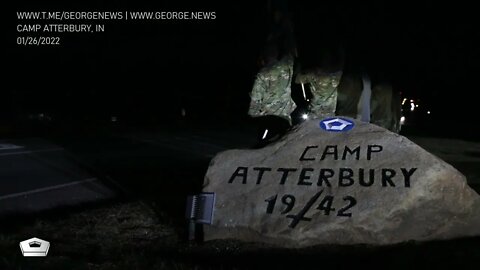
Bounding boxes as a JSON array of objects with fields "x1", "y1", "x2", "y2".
[{"x1": 264, "y1": 190, "x2": 357, "y2": 228}]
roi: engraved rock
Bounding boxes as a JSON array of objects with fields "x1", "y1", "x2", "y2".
[{"x1": 202, "y1": 117, "x2": 480, "y2": 247}]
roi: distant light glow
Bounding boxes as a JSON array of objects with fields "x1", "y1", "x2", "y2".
[
  {"x1": 400, "y1": 116, "x2": 406, "y2": 125},
  {"x1": 415, "y1": 104, "x2": 419, "y2": 108},
  {"x1": 262, "y1": 129, "x2": 269, "y2": 140},
  {"x1": 402, "y1": 98, "x2": 407, "y2": 105},
  {"x1": 410, "y1": 102, "x2": 415, "y2": 111},
  {"x1": 302, "y1": 114, "x2": 309, "y2": 120},
  {"x1": 410, "y1": 99, "x2": 414, "y2": 103},
  {"x1": 427, "y1": 111, "x2": 431, "y2": 114}
]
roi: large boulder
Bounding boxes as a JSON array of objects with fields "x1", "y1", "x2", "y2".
[{"x1": 202, "y1": 117, "x2": 480, "y2": 247}]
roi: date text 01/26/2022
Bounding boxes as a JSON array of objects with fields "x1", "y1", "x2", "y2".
[{"x1": 17, "y1": 36, "x2": 60, "y2": 46}]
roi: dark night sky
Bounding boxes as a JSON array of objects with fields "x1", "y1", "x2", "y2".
[{"x1": 9, "y1": 1, "x2": 480, "y2": 136}]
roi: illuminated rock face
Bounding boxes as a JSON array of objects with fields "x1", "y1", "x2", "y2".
[{"x1": 202, "y1": 118, "x2": 480, "y2": 247}]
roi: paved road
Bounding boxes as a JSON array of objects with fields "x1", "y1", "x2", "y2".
[
  {"x1": 0, "y1": 139, "x2": 117, "y2": 217},
  {"x1": 0, "y1": 127, "x2": 257, "y2": 218}
]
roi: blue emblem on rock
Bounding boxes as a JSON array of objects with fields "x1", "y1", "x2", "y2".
[{"x1": 320, "y1": 117, "x2": 355, "y2": 132}]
